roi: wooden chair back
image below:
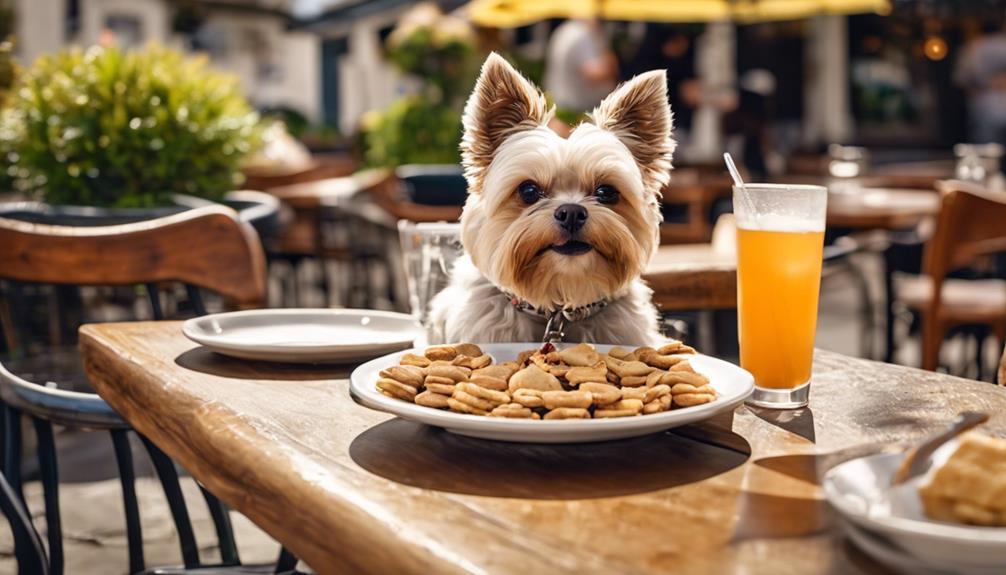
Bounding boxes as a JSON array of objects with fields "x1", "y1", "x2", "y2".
[
  {"x1": 921, "y1": 181, "x2": 1006, "y2": 370},
  {"x1": 924, "y1": 183, "x2": 1006, "y2": 287},
  {"x1": 0, "y1": 204, "x2": 267, "y2": 307}
]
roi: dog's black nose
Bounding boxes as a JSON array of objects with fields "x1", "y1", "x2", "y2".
[{"x1": 554, "y1": 203, "x2": 588, "y2": 233}]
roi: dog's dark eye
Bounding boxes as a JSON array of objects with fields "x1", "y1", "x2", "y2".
[
  {"x1": 595, "y1": 185, "x2": 620, "y2": 205},
  {"x1": 517, "y1": 180, "x2": 542, "y2": 205}
]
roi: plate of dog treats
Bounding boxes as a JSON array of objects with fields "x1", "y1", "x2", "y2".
[{"x1": 349, "y1": 341, "x2": 754, "y2": 443}]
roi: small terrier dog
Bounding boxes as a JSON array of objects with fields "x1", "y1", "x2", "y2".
[{"x1": 429, "y1": 53, "x2": 674, "y2": 345}]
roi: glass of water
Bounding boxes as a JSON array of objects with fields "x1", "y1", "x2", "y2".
[{"x1": 397, "y1": 221, "x2": 463, "y2": 326}]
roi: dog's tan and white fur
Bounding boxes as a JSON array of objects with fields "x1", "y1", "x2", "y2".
[{"x1": 429, "y1": 54, "x2": 674, "y2": 345}]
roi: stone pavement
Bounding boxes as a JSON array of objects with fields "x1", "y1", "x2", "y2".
[{"x1": 0, "y1": 477, "x2": 281, "y2": 574}]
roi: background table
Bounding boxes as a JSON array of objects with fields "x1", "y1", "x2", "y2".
[
  {"x1": 643, "y1": 244, "x2": 736, "y2": 312},
  {"x1": 80, "y1": 322, "x2": 1006, "y2": 575}
]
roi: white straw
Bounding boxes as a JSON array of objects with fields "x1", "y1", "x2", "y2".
[
  {"x1": 723, "y1": 152, "x2": 744, "y2": 188},
  {"x1": 723, "y1": 152, "x2": 759, "y2": 228}
]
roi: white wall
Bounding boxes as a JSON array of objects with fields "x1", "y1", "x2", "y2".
[
  {"x1": 325, "y1": 7, "x2": 410, "y2": 134},
  {"x1": 13, "y1": 0, "x2": 322, "y2": 122},
  {"x1": 14, "y1": 0, "x2": 65, "y2": 65},
  {"x1": 197, "y1": 11, "x2": 321, "y2": 121}
]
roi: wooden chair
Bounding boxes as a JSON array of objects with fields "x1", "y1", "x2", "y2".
[
  {"x1": 896, "y1": 182, "x2": 1006, "y2": 373},
  {"x1": 0, "y1": 206, "x2": 300, "y2": 574}
]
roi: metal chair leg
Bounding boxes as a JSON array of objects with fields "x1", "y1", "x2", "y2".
[
  {"x1": 199, "y1": 484, "x2": 240, "y2": 565},
  {"x1": 33, "y1": 418, "x2": 63, "y2": 575},
  {"x1": 3, "y1": 404, "x2": 24, "y2": 501},
  {"x1": 140, "y1": 436, "x2": 200, "y2": 568},
  {"x1": 274, "y1": 546, "x2": 299, "y2": 574},
  {"x1": 0, "y1": 470, "x2": 49, "y2": 575},
  {"x1": 111, "y1": 429, "x2": 145, "y2": 574}
]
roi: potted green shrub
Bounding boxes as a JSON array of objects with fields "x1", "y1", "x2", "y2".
[{"x1": 0, "y1": 44, "x2": 275, "y2": 227}]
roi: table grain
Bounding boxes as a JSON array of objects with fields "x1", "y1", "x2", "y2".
[{"x1": 80, "y1": 322, "x2": 1006, "y2": 575}]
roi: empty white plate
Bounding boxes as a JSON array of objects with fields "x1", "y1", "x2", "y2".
[
  {"x1": 823, "y1": 442, "x2": 1006, "y2": 575},
  {"x1": 349, "y1": 343, "x2": 754, "y2": 443},
  {"x1": 183, "y1": 309, "x2": 423, "y2": 363}
]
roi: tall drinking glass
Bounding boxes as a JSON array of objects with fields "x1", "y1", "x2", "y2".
[{"x1": 734, "y1": 184, "x2": 827, "y2": 409}]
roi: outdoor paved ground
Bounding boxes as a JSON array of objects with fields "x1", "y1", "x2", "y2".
[{"x1": 1, "y1": 254, "x2": 1001, "y2": 574}]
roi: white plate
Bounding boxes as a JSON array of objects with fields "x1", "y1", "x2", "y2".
[
  {"x1": 823, "y1": 443, "x2": 1006, "y2": 574},
  {"x1": 182, "y1": 309, "x2": 423, "y2": 363},
  {"x1": 349, "y1": 343, "x2": 754, "y2": 443}
]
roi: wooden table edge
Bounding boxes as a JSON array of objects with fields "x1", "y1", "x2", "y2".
[{"x1": 78, "y1": 324, "x2": 466, "y2": 575}]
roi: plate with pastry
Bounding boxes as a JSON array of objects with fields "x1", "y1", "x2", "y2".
[
  {"x1": 349, "y1": 341, "x2": 753, "y2": 443},
  {"x1": 823, "y1": 431, "x2": 1006, "y2": 575}
]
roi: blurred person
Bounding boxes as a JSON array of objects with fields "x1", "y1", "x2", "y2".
[
  {"x1": 955, "y1": 22, "x2": 1006, "y2": 144},
  {"x1": 724, "y1": 69, "x2": 776, "y2": 181},
  {"x1": 544, "y1": 17, "x2": 619, "y2": 115},
  {"x1": 624, "y1": 24, "x2": 698, "y2": 134}
]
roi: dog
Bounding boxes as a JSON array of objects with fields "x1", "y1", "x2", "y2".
[{"x1": 429, "y1": 53, "x2": 674, "y2": 345}]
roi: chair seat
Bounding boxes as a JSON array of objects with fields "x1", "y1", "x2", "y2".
[{"x1": 898, "y1": 275, "x2": 1006, "y2": 323}]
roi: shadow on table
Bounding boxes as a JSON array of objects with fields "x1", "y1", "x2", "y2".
[
  {"x1": 174, "y1": 347, "x2": 354, "y2": 381},
  {"x1": 349, "y1": 417, "x2": 751, "y2": 500},
  {"x1": 747, "y1": 406, "x2": 816, "y2": 443}
]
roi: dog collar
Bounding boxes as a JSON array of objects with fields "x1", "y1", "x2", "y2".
[{"x1": 504, "y1": 292, "x2": 610, "y2": 323}]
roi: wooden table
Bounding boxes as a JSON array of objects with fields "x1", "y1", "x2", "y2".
[
  {"x1": 79, "y1": 321, "x2": 1006, "y2": 575},
  {"x1": 643, "y1": 244, "x2": 736, "y2": 311},
  {"x1": 825, "y1": 187, "x2": 940, "y2": 230}
]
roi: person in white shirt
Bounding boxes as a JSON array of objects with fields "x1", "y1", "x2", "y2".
[{"x1": 544, "y1": 18, "x2": 619, "y2": 114}]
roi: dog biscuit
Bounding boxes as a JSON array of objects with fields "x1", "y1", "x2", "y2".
[
  {"x1": 544, "y1": 407, "x2": 591, "y2": 420},
  {"x1": 452, "y1": 354, "x2": 492, "y2": 370},
  {"x1": 565, "y1": 361, "x2": 607, "y2": 387},
  {"x1": 428, "y1": 365, "x2": 470, "y2": 383},
  {"x1": 660, "y1": 371, "x2": 709, "y2": 387},
  {"x1": 508, "y1": 364, "x2": 563, "y2": 392},
  {"x1": 673, "y1": 393, "x2": 716, "y2": 408},
  {"x1": 557, "y1": 343, "x2": 602, "y2": 367},
  {"x1": 594, "y1": 398, "x2": 644, "y2": 418},
  {"x1": 377, "y1": 378, "x2": 417, "y2": 401},
  {"x1": 644, "y1": 384, "x2": 672, "y2": 404},
  {"x1": 379, "y1": 365, "x2": 425, "y2": 388},
  {"x1": 425, "y1": 345, "x2": 458, "y2": 361},
  {"x1": 603, "y1": 355, "x2": 654, "y2": 378},
  {"x1": 446, "y1": 397, "x2": 490, "y2": 415},
  {"x1": 400, "y1": 353, "x2": 430, "y2": 367},
  {"x1": 643, "y1": 394, "x2": 672, "y2": 414},
  {"x1": 607, "y1": 346, "x2": 632, "y2": 360},
  {"x1": 637, "y1": 348, "x2": 689, "y2": 370},
  {"x1": 415, "y1": 391, "x2": 450, "y2": 409},
  {"x1": 542, "y1": 390, "x2": 593, "y2": 409},
  {"x1": 469, "y1": 374, "x2": 508, "y2": 392},
  {"x1": 456, "y1": 382, "x2": 510, "y2": 406},
  {"x1": 453, "y1": 343, "x2": 483, "y2": 358},
  {"x1": 490, "y1": 403, "x2": 538, "y2": 419},
  {"x1": 645, "y1": 370, "x2": 666, "y2": 388},
  {"x1": 511, "y1": 388, "x2": 545, "y2": 408},
  {"x1": 669, "y1": 383, "x2": 714, "y2": 396},
  {"x1": 619, "y1": 375, "x2": 648, "y2": 387},
  {"x1": 579, "y1": 382, "x2": 621, "y2": 405},
  {"x1": 620, "y1": 386, "x2": 647, "y2": 401},
  {"x1": 424, "y1": 375, "x2": 456, "y2": 386},
  {"x1": 658, "y1": 340, "x2": 696, "y2": 356},
  {"x1": 474, "y1": 362, "x2": 520, "y2": 381},
  {"x1": 425, "y1": 382, "x2": 456, "y2": 395},
  {"x1": 451, "y1": 389, "x2": 496, "y2": 412}
]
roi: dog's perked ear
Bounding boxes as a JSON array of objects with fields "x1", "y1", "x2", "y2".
[
  {"x1": 461, "y1": 52, "x2": 551, "y2": 193},
  {"x1": 589, "y1": 70, "x2": 675, "y2": 192}
]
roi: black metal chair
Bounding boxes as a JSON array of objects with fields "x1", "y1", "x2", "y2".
[{"x1": 0, "y1": 205, "x2": 301, "y2": 574}]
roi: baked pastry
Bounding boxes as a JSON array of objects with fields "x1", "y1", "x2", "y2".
[{"x1": 918, "y1": 432, "x2": 1006, "y2": 526}]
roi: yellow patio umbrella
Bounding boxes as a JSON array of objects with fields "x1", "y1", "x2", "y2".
[{"x1": 468, "y1": 0, "x2": 890, "y2": 28}]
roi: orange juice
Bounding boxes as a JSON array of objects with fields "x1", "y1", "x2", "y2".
[{"x1": 737, "y1": 226, "x2": 824, "y2": 389}]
